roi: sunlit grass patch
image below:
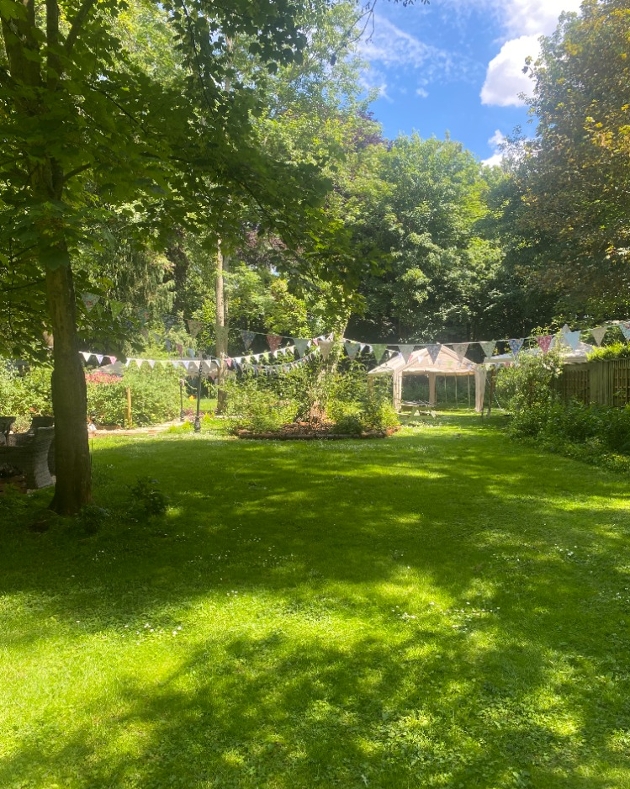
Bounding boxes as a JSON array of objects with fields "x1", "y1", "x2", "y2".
[{"x1": 2, "y1": 415, "x2": 630, "y2": 787}]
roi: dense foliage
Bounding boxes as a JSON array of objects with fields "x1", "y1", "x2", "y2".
[
  {"x1": 0, "y1": 362, "x2": 181, "y2": 429},
  {"x1": 225, "y1": 360, "x2": 398, "y2": 434},
  {"x1": 497, "y1": 351, "x2": 630, "y2": 472}
]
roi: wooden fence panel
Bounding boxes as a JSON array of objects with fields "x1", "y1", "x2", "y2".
[{"x1": 555, "y1": 358, "x2": 630, "y2": 407}]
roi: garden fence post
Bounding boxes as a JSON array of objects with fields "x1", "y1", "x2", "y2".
[{"x1": 126, "y1": 387, "x2": 132, "y2": 428}]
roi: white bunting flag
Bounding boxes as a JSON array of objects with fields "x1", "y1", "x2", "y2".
[
  {"x1": 80, "y1": 352, "x2": 92, "y2": 362},
  {"x1": 479, "y1": 341, "x2": 495, "y2": 358},
  {"x1": 134, "y1": 359, "x2": 143, "y2": 368},
  {"x1": 371, "y1": 344, "x2": 387, "y2": 363},
  {"x1": 591, "y1": 326, "x2": 608, "y2": 346},
  {"x1": 146, "y1": 359, "x2": 155, "y2": 369},
  {"x1": 397, "y1": 344, "x2": 416, "y2": 362},
  {"x1": 452, "y1": 343, "x2": 469, "y2": 359},
  {"x1": 564, "y1": 329, "x2": 581, "y2": 350},
  {"x1": 95, "y1": 354, "x2": 104, "y2": 364},
  {"x1": 319, "y1": 339, "x2": 334, "y2": 360},
  {"x1": 426, "y1": 344, "x2": 441, "y2": 364},
  {"x1": 621, "y1": 322, "x2": 630, "y2": 341},
  {"x1": 293, "y1": 338, "x2": 310, "y2": 357},
  {"x1": 344, "y1": 340, "x2": 361, "y2": 359}
]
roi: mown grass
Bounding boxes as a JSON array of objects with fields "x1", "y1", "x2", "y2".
[{"x1": 2, "y1": 414, "x2": 630, "y2": 788}]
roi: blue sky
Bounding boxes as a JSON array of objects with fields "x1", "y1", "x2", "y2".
[{"x1": 358, "y1": 0, "x2": 582, "y2": 164}]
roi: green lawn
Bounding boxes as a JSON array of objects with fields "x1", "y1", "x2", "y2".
[{"x1": 2, "y1": 415, "x2": 630, "y2": 788}]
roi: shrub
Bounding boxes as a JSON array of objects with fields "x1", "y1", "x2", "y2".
[
  {"x1": 0, "y1": 362, "x2": 53, "y2": 430},
  {"x1": 224, "y1": 378, "x2": 298, "y2": 432},
  {"x1": 129, "y1": 477, "x2": 169, "y2": 517},
  {"x1": 588, "y1": 341, "x2": 630, "y2": 361},
  {"x1": 222, "y1": 358, "x2": 399, "y2": 435},
  {"x1": 87, "y1": 366, "x2": 180, "y2": 427}
]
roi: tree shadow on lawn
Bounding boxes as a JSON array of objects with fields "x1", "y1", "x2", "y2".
[
  {"x1": 2, "y1": 621, "x2": 627, "y2": 789},
  {"x1": 2, "y1": 430, "x2": 630, "y2": 786}
]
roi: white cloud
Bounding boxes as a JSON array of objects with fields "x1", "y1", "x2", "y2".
[
  {"x1": 360, "y1": 67, "x2": 391, "y2": 102},
  {"x1": 416, "y1": 87, "x2": 429, "y2": 98},
  {"x1": 480, "y1": 0, "x2": 582, "y2": 106},
  {"x1": 482, "y1": 129, "x2": 507, "y2": 166},
  {"x1": 498, "y1": 0, "x2": 583, "y2": 37},
  {"x1": 481, "y1": 35, "x2": 539, "y2": 106},
  {"x1": 359, "y1": 15, "x2": 456, "y2": 77}
]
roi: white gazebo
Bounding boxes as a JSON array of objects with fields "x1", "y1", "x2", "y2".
[{"x1": 368, "y1": 345, "x2": 486, "y2": 413}]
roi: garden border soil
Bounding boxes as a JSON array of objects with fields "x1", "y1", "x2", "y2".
[{"x1": 235, "y1": 426, "x2": 400, "y2": 441}]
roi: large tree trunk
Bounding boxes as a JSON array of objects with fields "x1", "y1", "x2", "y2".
[
  {"x1": 45, "y1": 259, "x2": 92, "y2": 514},
  {"x1": 215, "y1": 240, "x2": 229, "y2": 414}
]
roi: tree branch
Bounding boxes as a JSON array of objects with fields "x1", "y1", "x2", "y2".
[
  {"x1": 64, "y1": 0, "x2": 98, "y2": 55},
  {"x1": 63, "y1": 163, "x2": 91, "y2": 183}
]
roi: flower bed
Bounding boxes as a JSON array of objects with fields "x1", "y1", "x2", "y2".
[{"x1": 235, "y1": 422, "x2": 400, "y2": 440}]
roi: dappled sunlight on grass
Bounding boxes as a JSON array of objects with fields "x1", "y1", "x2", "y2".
[{"x1": 2, "y1": 416, "x2": 630, "y2": 786}]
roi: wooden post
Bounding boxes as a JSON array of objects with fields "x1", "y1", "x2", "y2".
[{"x1": 126, "y1": 387, "x2": 132, "y2": 428}]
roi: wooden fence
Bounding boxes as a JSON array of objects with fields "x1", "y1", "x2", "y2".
[{"x1": 555, "y1": 358, "x2": 630, "y2": 407}]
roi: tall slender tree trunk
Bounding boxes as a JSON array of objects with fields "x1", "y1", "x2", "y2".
[
  {"x1": 45, "y1": 255, "x2": 92, "y2": 514},
  {"x1": 215, "y1": 240, "x2": 229, "y2": 413}
]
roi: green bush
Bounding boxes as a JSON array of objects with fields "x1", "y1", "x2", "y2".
[
  {"x1": 587, "y1": 341, "x2": 630, "y2": 361},
  {"x1": 222, "y1": 359, "x2": 399, "y2": 435},
  {"x1": 224, "y1": 377, "x2": 298, "y2": 432},
  {"x1": 87, "y1": 366, "x2": 180, "y2": 426},
  {"x1": 497, "y1": 348, "x2": 630, "y2": 469},
  {"x1": 0, "y1": 362, "x2": 53, "y2": 430}
]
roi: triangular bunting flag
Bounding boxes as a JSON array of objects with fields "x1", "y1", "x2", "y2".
[
  {"x1": 134, "y1": 359, "x2": 143, "y2": 368},
  {"x1": 80, "y1": 352, "x2": 92, "y2": 362},
  {"x1": 170, "y1": 360, "x2": 180, "y2": 369},
  {"x1": 426, "y1": 344, "x2": 441, "y2": 363},
  {"x1": 226, "y1": 358, "x2": 233, "y2": 369},
  {"x1": 95, "y1": 354, "x2": 104, "y2": 364},
  {"x1": 293, "y1": 338, "x2": 310, "y2": 357},
  {"x1": 186, "y1": 348, "x2": 195, "y2": 359},
  {"x1": 187, "y1": 319, "x2": 203, "y2": 338},
  {"x1": 176, "y1": 343, "x2": 183, "y2": 356},
  {"x1": 187, "y1": 361, "x2": 199, "y2": 372},
  {"x1": 479, "y1": 341, "x2": 495, "y2": 358},
  {"x1": 81, "y1": 293, "x2": 100, "y2": 312},
  {"x1": 319, "y1": 339, "x2": 334, "y2": 361},
  {"x1": 267, "y1": 334, "x2": 282, "y2": 353},
  {"x1": 344, "y1": 340, "x2": 361, "y2": 359},
  {"x1": 163, "y1": 315, "x2": 177, "y2": 330},
  {"x1": 536, "y1": 335, "x2": 553, "y2": 353},
  {"x1": 508, "y1": 338, "x2": 524, "y2": 356},
  {"x1": 564, "y1": 329, "x2": 581, "y2": 350},
  {"x1": 398, "y1": 344, "x2": 416, "y2": 363},
  {"x1": 241, "y1": 329, "x2": 256, "y2": 349},
  {"x1": 591, "y1": 326, "x2": 608, "y2": 346},
  {"x1": 110, "y1": 300, "x2": 124, "y2": 319},
  {"x1": 105, "y1": 355, "x2": 116, "y2": 364},
  {"x1": 621, "y1": 322, "x2": 630, "y2": 341},
  {"x1": 452, "y1": 343, "x2": 469, "y2": 359},
  {"x1": 147, "y1": 360, "x2": 155, "y2": 369},
  {"x1": 371, "y1": 344, "x2": 387, "y2": 363},
  {"x1": 165, "y1": 339, "x2": 172, "y2": 351}
]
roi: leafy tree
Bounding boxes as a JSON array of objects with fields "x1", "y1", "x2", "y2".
[
  {"x1": 350, "y1": 134, "x2": 506, "y2": 343},
  {"x1": 512, "y1": 0, "x2": 630, "y2": 320},
  {"x1": 0, "y1": 0, "x2": 321, "y2": 513}
]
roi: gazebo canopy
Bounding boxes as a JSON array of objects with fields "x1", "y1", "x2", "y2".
[{"x1": 368, "y1": 345, "x2": 485, "y2": 412}]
